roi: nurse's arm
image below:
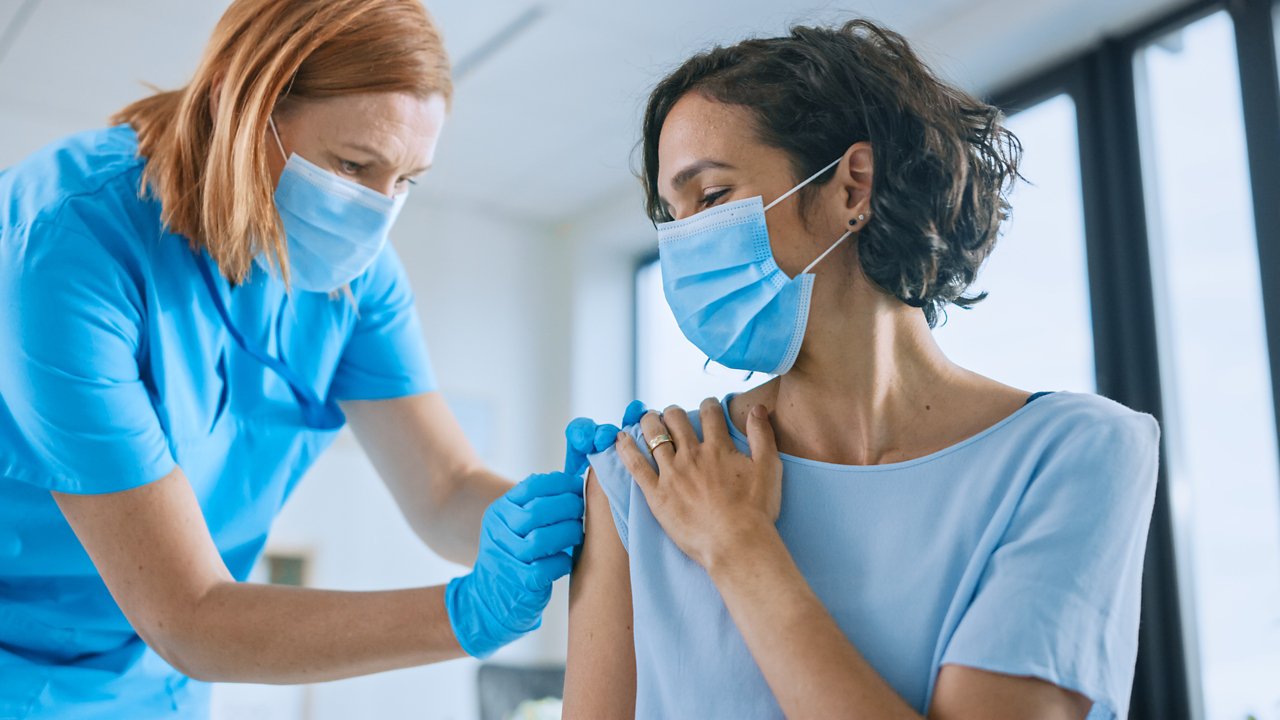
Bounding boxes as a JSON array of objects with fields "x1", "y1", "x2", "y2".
[
  {"x1": 53, "y1": 468, "x2": 467, "y2": 683},
  {"x1": 562, "y1": 469, "x2": 637, "y2": 719},
  {"x1": 342, "y1": 392, "x2": 513, "y2": 565}
]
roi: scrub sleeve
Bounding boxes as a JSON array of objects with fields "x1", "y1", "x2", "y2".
[{"x1": 0, "y1": 217, "x2": 175, "y2": 494}]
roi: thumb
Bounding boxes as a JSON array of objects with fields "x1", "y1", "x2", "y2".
[
  {"x1": 622, "y1": 399, "x2": 648, "y2": 428},
  {"x1": 745, "y1": 404, "x2": 779, "y2": 464},
  {"x1": 564, "y1": 417, "x2": 597, "y2": 475}
]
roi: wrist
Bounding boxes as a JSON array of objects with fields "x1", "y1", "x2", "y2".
[
  {"x1": 701, "y1": 515, "x2": 780, "y2": 577},
  {"x1": 445, "y1": 573, "x2": 538, "y2": 659}
]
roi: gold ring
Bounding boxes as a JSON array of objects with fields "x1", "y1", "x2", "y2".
[{"x1": 647, "y1": 434, "x2": 674, "y2": 453}]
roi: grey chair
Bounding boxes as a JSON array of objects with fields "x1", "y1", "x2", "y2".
[{"x1": 476, "y1": 662, "x2": 566, "y2": 720}]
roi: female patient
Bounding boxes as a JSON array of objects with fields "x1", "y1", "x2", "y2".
[{"x1": 564, "y1": 19, "x2": 1159, "y2": 720}]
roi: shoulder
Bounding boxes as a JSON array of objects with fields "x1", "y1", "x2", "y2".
[
  {"x1": 349, "y1": 241, "x2": 413, "y2": 308},
  {"x1": 1017, "y1": 392, "x2": 1161, "y2": 502},
  {"x1": 603, "y1": 398, "x2": 722, "y2": 476},
  {"x1": 1030, "y1": 391, "x2": 1160, "y2": 450},
  {"x1": 1, "y1": 127, "x2": 160, "y2": 284}
]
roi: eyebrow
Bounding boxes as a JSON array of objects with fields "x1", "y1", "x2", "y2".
[
  {"x1": 338, "y1": 141, "x2": 432, "y2": 175},
  {"x1": 670, "y1": 159, "x2": 734, "y2": 191},
  {"x1": 659, "y1": 159, "x2": 735, "y2": 214}
]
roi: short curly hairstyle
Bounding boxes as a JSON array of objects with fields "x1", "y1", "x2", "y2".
[{"x1": 640, "y1": 19, "x2": 1022, "y2": 327}]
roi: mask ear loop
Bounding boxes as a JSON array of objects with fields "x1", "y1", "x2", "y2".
[
  {"x1": 701, "y1": 155, "x2": 845, "y2": 381},
  {"x1": 801, "y1": 229, "x2": 854, "y2": 276},
  {"x1": 268, "y1": 116, "x2": 288, "y2": 162},
  {"x1": 763, "y1": 156, "x2": 844, "y2": 212}
]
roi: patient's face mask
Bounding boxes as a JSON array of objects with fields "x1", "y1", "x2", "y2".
[
  {"x1": 655, "y1": 156, "x2": 852, "y2": 375},
  {"x1": 264, "y1": 117, "x2": 407, "y2": 293}
]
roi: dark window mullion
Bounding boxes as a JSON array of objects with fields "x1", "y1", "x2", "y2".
[
  {"x1": 1229, "y1": 0, "x2": 1280, "y2": 523},
  {"x1": 1073, "y1": 41, "x2": 1193, "y2": 720}
]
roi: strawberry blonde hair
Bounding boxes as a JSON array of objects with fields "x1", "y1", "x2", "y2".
[{"x1": 112, "y1": 0, "x2": 452, "y2": 284}]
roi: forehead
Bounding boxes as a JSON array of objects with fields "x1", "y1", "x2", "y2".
[
  {"x1": 295, "y1": 92, "x2": 446, "y2": 157},
  {"x1": 658, "y1": 93, "x2": 757, "y2": 161}
]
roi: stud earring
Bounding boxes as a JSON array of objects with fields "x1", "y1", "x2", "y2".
[{"x1": 849, "y1": 213, "x2": 866, "y2": 227}]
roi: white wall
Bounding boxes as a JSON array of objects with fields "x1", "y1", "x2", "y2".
[{"x1": 561, "y1": 188, "x2": 654, "y2": 422}]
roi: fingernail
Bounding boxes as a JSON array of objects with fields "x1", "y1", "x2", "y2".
[{"x1": 752, "y1": 404, "x2": 767, "y2": 419}]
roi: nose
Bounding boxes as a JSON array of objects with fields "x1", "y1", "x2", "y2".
[{"x1": 359, "y1": 177, "x2": 401, "y2": 199}]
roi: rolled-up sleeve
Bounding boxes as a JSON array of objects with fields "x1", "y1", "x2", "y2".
[{"x1": 939, "y1": 413, "x2": 1160, "y2": 719}]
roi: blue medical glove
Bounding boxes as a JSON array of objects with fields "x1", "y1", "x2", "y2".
[
  {"x1": 445, "y1": 472, "x2": 585, "y2": 658},
  {"x1": 563, "y1": 400, "x2": 648, "y2": 476}
]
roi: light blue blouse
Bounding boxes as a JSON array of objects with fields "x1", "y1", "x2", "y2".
[
  {"x1": 0, "y1": 126, "x2": 436, "y2": 718},
  {"x1": 587, "y1": 391, "x2": 1159, "y2": 719}
]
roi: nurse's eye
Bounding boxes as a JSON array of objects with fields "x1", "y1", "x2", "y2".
[
  {"x1": 338, "y1": 160, "x2": 365, "y2": 175},
  {"x1": 700, "y1": 188, "x2": 731, "y2": 208}
]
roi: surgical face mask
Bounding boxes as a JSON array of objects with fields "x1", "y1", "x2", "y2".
[
  {"x1": 264, "y1": 117, "x2": 407, "y2": 293},
  {"x1": 656, "y1": 156, "x2": 853, "y2": 375}
]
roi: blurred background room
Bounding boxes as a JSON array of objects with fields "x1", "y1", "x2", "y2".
[{"x1": 1, "y1": 0, "x2": 1278, "y2": 718}]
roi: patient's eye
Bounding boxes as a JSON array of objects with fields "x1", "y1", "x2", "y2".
[{"x1": 700, "y1": 188, "x2": 730, "y2": 208}]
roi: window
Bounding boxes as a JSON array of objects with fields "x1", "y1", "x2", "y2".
[
  {"x1": 1136, "y1": 11, "x2": 1280, "y2": 718},
  {"x1": 932, "y1": 93, "x2": 1096, "y2": 393}
]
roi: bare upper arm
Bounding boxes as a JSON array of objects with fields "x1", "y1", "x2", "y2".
[
  {"x1": 929, "y1": 664, "x2": 1093, "y2": 720},
  {"x1": 52, "y1": 467, "x2": 232, "y2": 666},
  {"x1": 562, "y1": 468, "x2": 636, "y2": 720}
]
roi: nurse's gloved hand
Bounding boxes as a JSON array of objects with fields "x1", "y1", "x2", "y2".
[
  {"x1": 445, "y1": 472, "x2": 584, "y2": 658},
  {"x1": 563, "y1": 400, "x2": 648, "y2": 476}
]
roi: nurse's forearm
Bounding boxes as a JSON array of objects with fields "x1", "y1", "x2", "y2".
[
  {"x1": 341, "y1": 394, "x2": 511, "y2": 566},
  {"x1": 706, "y1": 526, "x2": 922, "y2": 719},
  {"x1": 169, "y1": 581, "x2": 465, "y2": 684},
  {"x1": 425, "y1": 467, "x2": 511, "y2": 565}
]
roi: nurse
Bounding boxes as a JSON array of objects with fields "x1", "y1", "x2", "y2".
[{"x1": 0, "y1": 0, "x2": 631, "y2": 717}]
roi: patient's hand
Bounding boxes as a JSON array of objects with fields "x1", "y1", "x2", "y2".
[{"x1": 615, "y1": 398, "x2": 783, "y2": 571}]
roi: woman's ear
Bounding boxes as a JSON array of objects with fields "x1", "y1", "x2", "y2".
[
  {"x1": 208, "y1": 73, "x2": 224, "y2": 119},
  {"x1": 839, "y1": 142, "x2": 874, "y2": 222}
]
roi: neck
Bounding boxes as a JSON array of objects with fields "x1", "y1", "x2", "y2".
[{"x1": 761, "y1": 273, "x2": 967, "y2": 465}]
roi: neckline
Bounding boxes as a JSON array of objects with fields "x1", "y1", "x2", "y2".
[{"x1": 721, "y1": 390, "x2": 1065, "y2": 473}]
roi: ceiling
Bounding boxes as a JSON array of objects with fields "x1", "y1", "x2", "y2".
[{"x1": 0, "y1": 0, "x2": 1185, "y2": 226}]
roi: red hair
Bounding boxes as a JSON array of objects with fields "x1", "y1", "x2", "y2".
[{"x1": 112, "y1": 0, "x2": 452, "y2": 284}]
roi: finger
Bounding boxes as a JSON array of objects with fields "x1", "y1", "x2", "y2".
[
  {"x1": 615, "y1": 431, "x2": 659, "y2": 491},
  {"x1": 592, "y1": 423, "x2": 621, "y2": 454},
  {"x1": 745, "y1": 403, "x2": 780, "y2": 465},
  {"x1": 662, "y1": 404, "x2": 698, "y2": 451},
  {"x1": 507, "y1": 472, "x2": 582, "y2": 506},
  {"x1": 521, "y1": 519, "x2": 585, "y2": 562},
  {"x1": 503, "y1": 492, "x2": 585, "y2": 535},
  {"x1": 622, "y1": 399, "x2": 648, "y2": 427},
  {"x1": 528, "y1": 552, "x2": 574, "y2": 589},
  {"x1": 488, "y1": 505, "x2": 531, "y2": 559},
  {"x1": 699, "y1": 397, "x2": 729, "y2": 446},
  {"x1": 639, "y1": 410, "x2": 675, "y2": 468},
  {"x1": 564, "y1": 417, "x2": 598, "y2": 475}
]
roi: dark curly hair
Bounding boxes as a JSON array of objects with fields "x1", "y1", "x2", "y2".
[{"x1": 640, "y1": 19, "x2": 1022, "y2": 327}]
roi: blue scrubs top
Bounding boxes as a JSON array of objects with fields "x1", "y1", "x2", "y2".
[
  {"x1": 588, "y1": 391, "x2": 1160, "y2": 720},
  {"x1": 0, "y1": 126, "x2": 437, "y2": 718}
]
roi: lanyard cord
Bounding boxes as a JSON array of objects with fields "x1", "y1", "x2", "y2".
[{"x1": 196, "y1": 253, "x2": 345, "y2": 430}]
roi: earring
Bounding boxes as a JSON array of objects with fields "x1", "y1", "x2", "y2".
[{"x1": 849, "y1": 213, "x2": 866, "y2": 227}]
